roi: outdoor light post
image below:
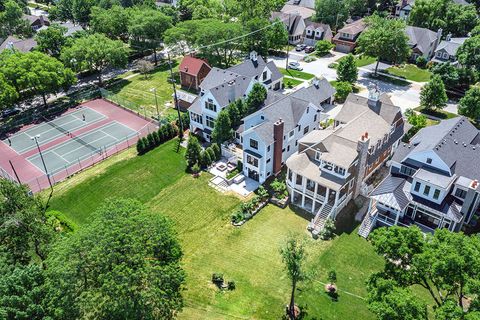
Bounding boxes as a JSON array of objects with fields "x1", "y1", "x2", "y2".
[
  {"x1": 31, "y1": 135, "x2": 52, "y2": 191},
  {"x1": 150, "y1": 87, "x2": 161, "y2": 122},
  {"x1": 167, "y1": 51, "x2": 183, "y2": 137}
]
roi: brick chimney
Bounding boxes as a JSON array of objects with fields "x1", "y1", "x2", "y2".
[
  {"x1": 273, "y1": 118, "x2": 284, "y2": 176},
  {"x1": 354, "y1": 132, "x2": 370, "y2": 197}
]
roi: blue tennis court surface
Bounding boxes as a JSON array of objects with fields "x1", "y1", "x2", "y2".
[
  {"x1": 6, "y1": 107, "x2": 105, "y2": 154},
  {"x1": 27, "y1": 121, "x2": 137, "y2": 175}
]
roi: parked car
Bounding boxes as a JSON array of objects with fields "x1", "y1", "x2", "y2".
[
  {"x1": 1, "y1": 107, "x2": 21, "y2": 119},
  {"x1": 288, "y1": 61, "x2": 303, "y2": 71},
  {"x1": 304, "y1": 46, "x2": 314, "y2": 53},
  {"x1": 295, "y1": 44, "x2": 307, "y2": 52}
]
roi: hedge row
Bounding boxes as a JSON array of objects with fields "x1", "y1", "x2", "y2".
[
  {"x1": 136, "y1": 122, "x2": 178, "y2": 155},
  {"x1": 199, "y1": 144, "x2": 221, "y2": 168}
]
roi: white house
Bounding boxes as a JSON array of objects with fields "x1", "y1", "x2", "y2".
[
  {"x1": 188, "y1": 52, "x2": 283, "y2": 142},
  {"x1": 241, "y1": 78, "x2": 335, "y2": 184}
]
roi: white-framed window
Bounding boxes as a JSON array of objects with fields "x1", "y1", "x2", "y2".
[
  {"x1": 315, "y1": 150, "x2": 321, "y2": 161},
  {"x1": 205, "y1": 99, "x2": 216, "y2": 112},
  {"x1": 205, "y1": 115, "x2": 215, "y2": 128},
  {"x1": 334, "y1": 166, "x2": 345, "y2": 176},
  {"x1": 250, "y1": 139, "x2": 258, "y2": 150},
  {"x1": 288, "y1": 130, "x2": 295, "y2": 140},
  {"x1": 190, "y1": 112, "x2": 202, "y2": 124},
  {"x1": 443, "y1": 52, "x2": 448, "y2": 59},
  {"x1": 246, "y1": 154, "x2": 258, "y2": 167}
]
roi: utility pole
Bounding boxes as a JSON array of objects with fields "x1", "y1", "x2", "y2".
[
  {"x1": 31, "y1": 135, "x2": 52, "y2": 192},
  {"x1": 285, "y1": 14, "x2": 291, "y2": 70},
  {"x1": 167, "y1": 51, "x2": 183, "y2": 137},
  {"x1": 150, "y1": 87, "x2": 161, "y2": 123}
]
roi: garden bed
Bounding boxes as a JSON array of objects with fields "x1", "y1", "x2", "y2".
[{"x1": 270, "y1": 196, "x2": 289, "y2": 209}]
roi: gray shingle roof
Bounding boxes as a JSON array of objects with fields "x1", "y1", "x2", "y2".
[
  {"x1": 434, "y1": 38, "x2": 468, "y2": 56},
  {"x1": 290, "y1": 78, "x2": 336, "y2": 105},
  {"x1": 0, "y1": 36, "x2": 37, "y2": 53},
  {"x1": 405, "y1": 26, "x2": 438, "y2": 56},
  {"x1": 371, "y1": 176, "x2": 412, "y2": 210},
  {"x1": 209, "y1": 76, "x2": 252, "y2": 108}
]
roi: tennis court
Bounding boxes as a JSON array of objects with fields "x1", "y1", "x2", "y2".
[{"x1": 0, "y1": 99, "x2": 156, "y2": 192}]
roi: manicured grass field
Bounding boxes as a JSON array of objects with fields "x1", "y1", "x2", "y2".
[
  {"x1": 279, "y1": 68, "x2": 315, "y2": 80},
  {"x1": 386, "y1": 64, "x2": 431, "y2": 82},
  {"x1": 106, "y1": 62, "x2": 180, "y2": 119},
  {"x1": 283, "y1": 77, "x2": 304, "y2": 88},
  {"x1": 47, "y1": 139, "x2": 384, "y2": 320},
  {"x1": 335, "y1": 55, "x2": 377, "y2": 68},
  {"x1": 414, "y1": 106, "x2": 458, "y2": 120}
]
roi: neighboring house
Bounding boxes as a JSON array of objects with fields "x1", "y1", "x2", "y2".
[
  {"x1": 332, "y1": 19, "x2": 366, "y2": 53},
  {"x1": 395, "y1": 0, "x2": 470, "y2": 20},
  {"x1": 303, "y1": 21, "x2": 333, "y2": 47},
  {"x1": 179, "y1": 56, "x2": 212, "y2": 92},
  {"x1": 405, "y1": 26, "x2": 442, "y2": 61},
  {"x1": 432, "y1": 35, "x2": 468, "y2": 67},
  {"x1": 188, "y1": 51, "x2": 283, "y2": 142},
  {"x1": 24, "y1": 14, "x2": 49, "y2": 31},
  {"x1": 37, "y1": 22, "x2": 84, "y2": 37},
  {"x1": 0, "y1": 36, "x2": 37, "y2": 53},
  {"x1": 175, "y1": 90, "x2": 197, "y2": 112},
  {"x1": 271, "y1": 4, "x2": 315, "y2": 45},
  {"x1": 286, "y1": 89, "x2": 406, "y2": 236},
  {"x1": 241, "y1": 78, "x2": 335, "y2": 184},
  {"x1": 360, "y1": 117, "x2": 480, "y2": 238}
]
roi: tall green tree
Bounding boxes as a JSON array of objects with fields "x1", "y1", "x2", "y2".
[
  {"x1": 128, "y1": 8, "x2": 172, "y2": 65},
  {"x1": 90, "y1": 5, "x2": 129, "y2": 41},
  {"x1": 245, "y1": 83, "x2": 267, "y2": 113},
  {"x1": 35, "y1": 24, "x2": 68, "y2": 57},
  {"x1": 242, "y1": 17, "x2": 270, "y2": 57},
  {"x1": 233, "y1": 0, "x2": 284, "y2": 24},
  {"x1": 61, "y1": 33, "x2": 127, "y2": 85},
  {"x1": 357, "y1": 15, "x2": 410, "y2": 75},
  {"x1": 185, "y1": 135, "x2": 202, "y2": 168},
  {"x1": 280, "y1": 235, "x2": 307, "y2": 320},
  {"x1": 0, "y1": 0, "x2": 31, "y2": 38},
  {"x1": 408, "y1": 0, "x2": 478, "y2": 37},
  {"x1": 368, "y1": 226, "x2": 480, "y2": 317},
  {"x1": 211, "y1": 109, "x2": 232, "y2": 144},
  {"x1": 420, "y1": 75, "x2": 448, "y2": 110},
  {"x1": 267, "y1": 18, "x2": 288, "y2": 52},
  {"x1": 315, "y1": 0, "x2": 349, "y2": 30},
  {"x1": 337, "y1": 54, "x2": 358, "y2": 84},
  {"x1": 0, "y1": 179, "x2": 53, "y2": 266},
  {"x1": 457, "y1": 36, "x2": 480, "y2": 72},
  {"x1": 0, "y1": 73, "x2": 18, "y2": 111},
  {"x1": 458, "y1": 85, "x2": 480, "y2": 120},
  {"x1": 0, "y1": 264, "x2": 47, "y2": 320},
  {"x1": 44, "y1": 198, "x2": 185, "y2": 319}
]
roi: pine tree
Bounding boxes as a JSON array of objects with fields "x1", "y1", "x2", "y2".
[
  {"x1": 136, "y1": 138, "x2": 145, "y2": 154},
  {"x1": 185, "y1": 136, "x2": 202, "y2": 168}
]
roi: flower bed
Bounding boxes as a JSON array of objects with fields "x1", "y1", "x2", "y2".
[{"x1": 231, "y1": 186, "x2": 269, "y2": 226}]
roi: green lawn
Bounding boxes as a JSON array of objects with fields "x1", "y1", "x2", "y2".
[
  {"x1": 386, "y1": 64, "x2": 431, "y2": 82},
  {"x1": 335, "y1": 55, "x2": 377, "y2": 68},
  {"x1": 47, "y1": 139, "x2": 385, "y2": 319},
  {"x1": 283, "y1": 77, "x2": 304, "y2": 88},
  {"x1": 105, "y1": 62, "x2": 180, "y2": 119},
  {"x1": 279, "y1": 68, "x2": 315, "y2": 80},
  {"x1": 414, "y1": 106, "x2": 458, "y2": 120}
]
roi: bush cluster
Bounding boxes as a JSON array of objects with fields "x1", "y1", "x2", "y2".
[
  {"x1": 199, "y1": 143, "x2": 221, "y2": 168},
  {"x1": 270, "y1": 178, "x2": 288, "y2": 199},
  {"x1": 136, "y1": 122, "x2": 178, "y2": 155},
  {"x1": 231, "y1": 187, "x2": 269, "y2": 224}
]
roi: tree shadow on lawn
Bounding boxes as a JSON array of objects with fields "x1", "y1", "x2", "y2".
[{"x1": 106, "y1": 79, "x2": 133, "y2": 94}]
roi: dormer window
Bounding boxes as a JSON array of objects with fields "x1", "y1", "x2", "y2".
[
  {"x1": 315, "y1": 150, "x2": 321, "y2": 161},
  {"x1": 205, "y1": 99, "x2": 216, "y2": 112},
  {"x1": 426, "y1": 158, "x2": 432, "y2": 164},
  {"x1": 262, "y1": 71, "x2": 267, "y2": 81}
]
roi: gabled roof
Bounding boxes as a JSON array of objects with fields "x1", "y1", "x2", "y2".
[
  {"x1": 227, "y1": 55, "x2": 283, "y2": 84},
  {"x1": 209, "y1": 76, "x2": 252, "y2": 108},
  {"x1": 395, "y1": 117, "x2": 480, "y2": 181},
  {"x1": 280, "y1": 4, "x2": 315, "y2": 19},
  {"x1": 434, "y1": 37, "x2": 468, "y2": 56},
  {"x1": 179, "y1": 56, "x2": 211, "y2": 77},
  {"x1": 337, "y1": 19, "x2": 365, "y2": 35},
  {"x1": 199, "y1": 67, "x2": 241, "y2": 90},
  {"x1": 371, "y1": 176, "x2": 412, "y2": 211},
  {"x1": 290, "y1": 78, "x2": 336, "y2": 104},
  {"x1": 38, "y1": 22, "x2": 84, "y2": 36},
  {"x1": 336, "y1": 93, "x2": 399, "y2": 125},
  {"x1": 0, "y1": 36, "x2": 37, "y2": 53},
  {"x1": 305, "y1": 21, "x2": 331, "y2": 33},
  {"x1": 405, "y1": 26, "x2": 438, "y2": 55}
]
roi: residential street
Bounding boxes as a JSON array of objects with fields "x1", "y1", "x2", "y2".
[{"x1": 270, "y1": 51, "x2": 459, "y2": 114}]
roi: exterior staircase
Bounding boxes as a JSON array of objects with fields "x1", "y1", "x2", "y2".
[
  {"x1": 358, "y1": 211, "x2": 377, "y2": 238},
  {"x1": 309, "y1": 203, "x2": 333, "y2": 237}
]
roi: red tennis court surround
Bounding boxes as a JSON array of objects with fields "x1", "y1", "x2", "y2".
[{"x1": 0, "y1": 99, "x2": 157, "y2": 193}]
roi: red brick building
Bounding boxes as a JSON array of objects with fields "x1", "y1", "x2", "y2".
[{"x1": 179, "y1": 56, "x2": 211, "y2": 92}]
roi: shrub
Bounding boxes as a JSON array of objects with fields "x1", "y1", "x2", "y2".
[
  {"x1": 146, "y1": 133, "x2": 155, "y2": 149},
  {"x1": 152, "y1": 131, "x2": 160, "y2": 145},
  {"x1": 46, "y1": 210, "x2": 77, "y2": 232},
  {"x1": 191, "y1": 163, "x2": 200, "y2": 175},
  {"x1": 212, "y1": 273, "x2": 224, "y2": 285},
  {"x1": 334, "y1": 81, "x2": 353, "y2": 103},
  {"x1": 136, "y1": 138, "x2": 146, "y2": 155},
  {"x1": 328, "y1": 270, "x2": 337, "y2": 284},
  {"x1": 237, "y1": 160, "x2": 243, "y2": 172},
  {"x1": 319, "y1": 218, "x2": 336, "y2": 240},
  {"x1": 206, "y1": 147, "x2": 216, "y2": 163},
  {"x1": 286, "y1": 80, "x2": 293, "y2": 88},
  {"x1": 157, "y1": 128, "x2": 165, "y2": 143},
  {"x1": 304, "y1": 55, "x2": 316, "y2": 63},
  {"x1": 315, "y1": 40, "x2": 334, "y2": 56},
  {"x1": 231, "y1": 210, "x2": 245, "y2": 223},
  {"x1": 211, "y1": 143, "x2": 221, "y2": 160},
  {"x1": 227, "y1": 281, "x2": 236, "y2": 290},
  {"x1": 416, "y1": 56, "x2": 427, "y2": 69},
  {"x1": 200, "y1": 151, "x2": 212, "y2": 168},
  {"x1": 226, "y1": 169, "x2": 239, "y2": 180},
  {"x1": 257, "y1": 185, "x2": 269, "y2": 201},
  {"x1": 270, "y1": 178, "x2": 288, "y2": 199}
]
